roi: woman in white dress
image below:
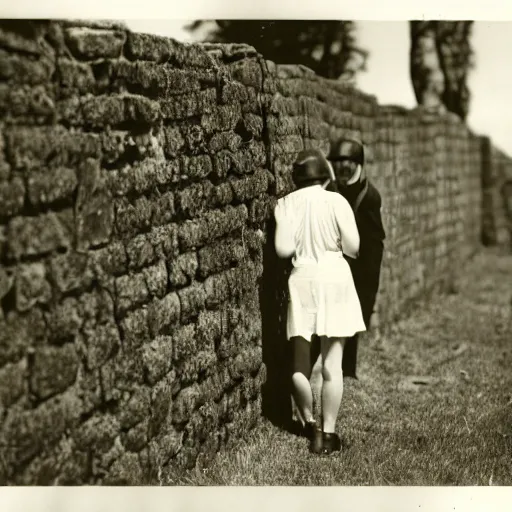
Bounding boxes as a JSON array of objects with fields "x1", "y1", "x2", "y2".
[{"x1": 274, "y1": 148, "x2": 366, "y2": 454}]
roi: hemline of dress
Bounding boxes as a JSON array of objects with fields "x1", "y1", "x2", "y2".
[{"x1": 286, "y1": 329, "x2": 366, "y2": 343}]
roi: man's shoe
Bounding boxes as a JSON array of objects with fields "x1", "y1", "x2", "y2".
[{"x1": 321, "y1": 432, "x2": 342, "y2": 455}]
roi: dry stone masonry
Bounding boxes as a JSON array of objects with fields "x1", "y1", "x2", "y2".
[{"x1": 0, "y1": 20, "x2": 511, "y2": 484}]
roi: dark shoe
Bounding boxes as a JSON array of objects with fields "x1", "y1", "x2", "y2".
[
  {"x1": 321, "y1": 432, "x2": 342, "y2": 455},
  {"x1": 309, "y1": 426, "x2": 324, "y2": 454},
  {"x1": 303, "y1": 420, "x2": 317, "y2": 439}
]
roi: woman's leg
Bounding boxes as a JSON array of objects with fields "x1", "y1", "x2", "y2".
[
  {"x1": 320, "y1": 336, "x2": 346, "y2": 433},
  {"x1": 291, "y1": 336, "x2": 314, "y2": 425}
]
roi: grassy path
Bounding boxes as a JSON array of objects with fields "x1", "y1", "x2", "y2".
[{"x1": 171, "y1": 249, "x2": 512, "y2": 485}]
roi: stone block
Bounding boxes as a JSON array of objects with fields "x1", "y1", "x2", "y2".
[
  {"x1": 243, "y1": 113, "x2": 264, "y2": 137},
  {"x1": 75, "y1": 158, "x2": 114, "y2": 252},
  {"x1": 249, "y1": 196, "x2": 274, "y2": 224},
  {"x1": 27, "y1": 166, "x2": 77, "y2": 207},
  {"x1": 152, "y1": 191, "x2": 176, "y2": 226},
  {"x1": 198, "y1": 238, "x2": 246, "y2": 279},
  {"x1": 0, "y1": 176, "x2": 25, "y2": 218},
  {"x1": 160, "y1": 89, "x2": 216, "y2": 120},
  {"x1": 162, "y1": 126, "x2": 185, "y2": 158},
  {"x1": 180, "y1": 154, "x2": 213, "y2": 180},
  {"x1": 126, "y1": 32, "x2": 189, "y2": 64},
  {"x1": 231, "y1": 168, "x2": 269, "y2": 203},
  {"x1": 142, "y1": 259, "x2": 168, "y2": 299},
  {"x1": 148, "y1": 224, "x2": 179, "y2": 260},
  {"x1": 208, "y1": 131, "x2": 242, "y2": 154},
  {"x1": 148, "y1": 375, "x2": 174, "y2": 439},
  {"x1": 121, "y1": 419, "x2": 148, "y2": 453},
  {"x1": 172, "y1": 383, "x2": 200, "y2": 424},
  {"x1": 65, "y1": 27, "x2": 126, "y2": 59},
  {"x1": 45, "y1": 297, "x2": 83, "y2": 343},
  {"x1": 221, "y1": 81, "x2": 249, "y2": 104},
  {"x1": 210, "y1": 182, "x2": 234, "y2": 207},
  {"x1": 203, "y1": 271, "x2": 229, "y2": 310},
  {"x1": 80, "y1": 94, "x2": 124, "y2": 126},
  {"x1": 178, "y1": 218, "x2": 209, "y2": 252},
  {"x1": 141, "y1": 335, "x2": 173, "y2": 386},
  {"x1": 115, "y1": 196, "x2": 153, "y2": 237},
  {"x1": 229, "y1": 150, "x2": 254, "y2": 175},
  {"x1": 125, "y1": 233, "x2": 157, "y2": 271},
  {"x1": 171, "y1": 323, "x2": 196, "y2": 365},
  {"x1": 110, "y1": 61, "x2": 202, "y2": 96},
  {"x1": 0, "y1": 83, "x2": 55, "y2": 119},
  {"x1": 177, "y1": 282, "x2": 206, "y2": 324},
  {"x1": 230, "y1": 60, "x2": 263, "y2": 88},
  {"x1": 103, "y1": 452, "x2": 143, "y2": 485},
  {"x1": 0, "y1": 358, "x2": 26, "y2": 411},
  {"x1": 184, "y1": 124, "x2": 207, "y2": 155},
  {"x1": 30, "y1": 344, "x2": 79, "y2": 400},
  {"x1": 212, "y1": 150, "x2": 232, "y2": 180},
  {"x1": 57, "y1": 58, "x2": 95, "y2": 96},
  {"x1": 119, "y1": 307, "x2": 150, "y2": 352},
  {"x1": 143, "y1": 158, "x2": 181, "y2": 191},
  {"x1": 168, "y1": 251, "x2": 198, "y2": 288},
  {"x1": 118, "y1": 386, "x2": 151, "y2": 430},
  {"x1": 67, "y1": 94, "x2": 161, "y2": 128},
  {"x1": 5, "y1": 126, "x2": 101, "y2": 171},
  {"x1": 241, "y1": 87, "x2": 262, "y2": 114},
  {"x1": 147, "y1": 292, "x2": 180, "y2": 337},
  {"x1": 196, "y1": 309, "x2": 222, "y2": 352},
  {"x1": 74, "y1": 413, "x2": 120, "y2": 453},
  {"x1": 0, "y1": 310, "x2": 45, "y2": 367},
  {"x1": 0, "y1": 49, "x2": 55, "y2": 85},
  {"x1": 15, "y1": 262, "x2": 52, "y2": 312},
  {"x1": 1, "y1": 388, "x2": 83, "y2": 471},
  {"x1": 50, "y1": 251, "x2": 93, "y2": 294},
  {"x1": 89, "y1": 241, "x2": 128, "y2": 277},
  {"x1": 214, "y1": 205, "x2": 248, "y2": 239},
  {"x1": 7, "y1": 211, "x2": 72, "y2": 260},
  {"x1": 201, "y1": 103, "x2": 241, "y2": 133},
  {"x1": 15, "y1": 436, "x2": 89, "y2": 485},
  {"x1": 178, "y1": 350, "x2": 217, "y2": 386},
  {"x1": 175, "y1": 181, "x2": 213, "y2": 218},
  {"x1": 115, "y1": 272, "x2": 150, "y2": 316}
]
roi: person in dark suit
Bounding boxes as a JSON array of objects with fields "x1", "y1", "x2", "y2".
[{"x1": 327, "y1": 138, "x2": 386, "y2": 378}]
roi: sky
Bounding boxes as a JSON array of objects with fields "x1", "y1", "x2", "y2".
[{"x1": 125, "y1": 20, "x2": 512, "y2": 156}]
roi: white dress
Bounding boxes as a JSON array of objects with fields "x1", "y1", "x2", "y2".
[{"x1": 274, "y1": 185, "x2": 366, "y2": 342}]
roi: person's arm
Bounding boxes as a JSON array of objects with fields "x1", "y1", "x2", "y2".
[
  {"x1": 274, "y1": 199, "x2": 296, "y2": 259},
  {"x1": 334, "y1": 195, "x2": 360, "y2": 259},
  {"x1": 366, "y1": 183, "x2": 386, "y2": 241}
]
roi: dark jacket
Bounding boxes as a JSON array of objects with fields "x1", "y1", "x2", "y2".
[
  {"x1": 331, "y1": 178, "x2": 385, "y2": 377},
  {"x1": 343, "y1": 179, "x2": 385, "y2": 326}
]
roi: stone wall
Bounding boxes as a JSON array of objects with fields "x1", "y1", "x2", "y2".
[
  {"x1": 0, "y1": 20, "x2": 510, "y2": 484},
  {"x1": 481, "y1": 137, "x2": 512, "y2": 248},
  {"x1": 0, "y1": 20, "x2": 269, "y2": 484}
]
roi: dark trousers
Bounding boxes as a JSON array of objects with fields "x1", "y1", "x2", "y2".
[
  {"x1": 342, "y1": 242, "x2": 384, "y2": 379},
  {"x1": 342, "y1": 333, "x2": 359, "y2": 379}
]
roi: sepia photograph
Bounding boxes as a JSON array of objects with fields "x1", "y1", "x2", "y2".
[{"x1": 0, "y1": 1, "x2": 511, "y2": 505}]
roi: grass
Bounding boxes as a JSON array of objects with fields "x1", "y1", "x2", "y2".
[{"x1": 169, "y1": 248, "x2": 512, "y2": 485}]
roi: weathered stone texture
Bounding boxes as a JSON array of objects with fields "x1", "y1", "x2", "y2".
[{"x1": 0, "y1": 18, "x2": 509, "y2": 486}]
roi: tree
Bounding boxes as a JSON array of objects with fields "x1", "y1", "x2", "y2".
[
  {"x1": 186, "y1": 20, "x2": 368, "y2": 81},
  {"x1": 410, "y1": 21, "x2": 474, "y2": 120}
]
